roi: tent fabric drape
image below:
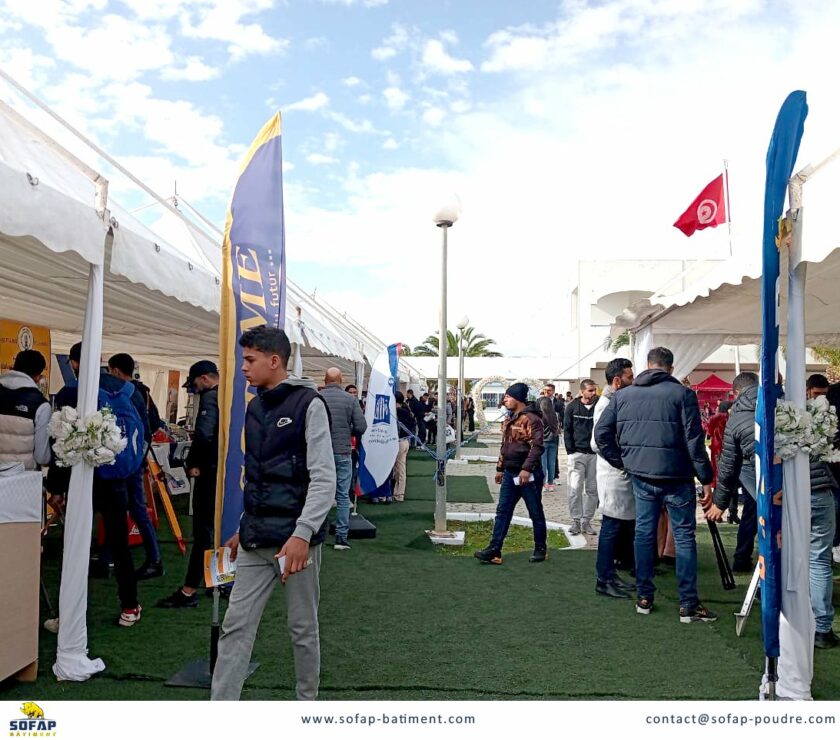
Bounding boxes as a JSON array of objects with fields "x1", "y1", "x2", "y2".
[
  {"x1": 53, "y1": 260, "x2": 107, "y2": 682},
  {"x1": 658, "y1": 333, "x2": 726, "y2": 380}
]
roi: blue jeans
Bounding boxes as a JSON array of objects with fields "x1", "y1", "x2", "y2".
[
  {"x1": 541, "y1": 438, "x2": 558, "y2": 484},
  {"x1": 810, "y1": 489, "x2": 836, "y2": 633},
  {"x1": 596, "y1": 514, "x2": 624, "y2": 583},
  {"x1": 489, "y1": 470, "x2": 546, "y2": 552},
  {"x1": 127, "y1": 465, "x2": 160, "y2": 564},
  {"x1": 631, "y1": 476, "x2": 699, "y2": 609},
  {"x1": 334, "y1": 454, "x2": 353, "y2": 540}
]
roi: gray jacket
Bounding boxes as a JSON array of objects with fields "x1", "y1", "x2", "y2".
[{"x1": 320, "y1": 382, "x2": 368, "y2": 455}]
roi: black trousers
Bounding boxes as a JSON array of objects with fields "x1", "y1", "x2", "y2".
[
  {"x1": 94, "y1": 478, "x2": 138, "y2": 610},
  {"x1": 734, "y1": 493, "x2": 758, "y2": 567},
  {"x1": 185, "y1": 470, "x2": 217, "y2": 589}
]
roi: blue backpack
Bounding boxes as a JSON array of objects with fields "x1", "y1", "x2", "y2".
[{"x1": 97, "y1": 382, "x2": 145, "y2": 479}]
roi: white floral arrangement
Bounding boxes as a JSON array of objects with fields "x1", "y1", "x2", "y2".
[
  {"x1": 49, "y1": 407, "x2": 127, "y2": 468},
  {"x1": 775, "y1": 396, "x2": 840, "y2": 463}
]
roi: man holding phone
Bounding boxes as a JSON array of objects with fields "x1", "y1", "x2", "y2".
[{"x1": 211, "y1": 326, "x2": 336, "y2": 701}]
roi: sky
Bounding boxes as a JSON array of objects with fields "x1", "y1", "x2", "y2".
[{"x1": 2, "y1": 0, "x2": 840, "y2": 356}]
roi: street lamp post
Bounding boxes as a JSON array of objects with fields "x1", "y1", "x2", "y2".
[
  {"x1": 433, "y1": 197, "x2": 461, "y2": 534},
  {"x1": 455, "y1": 315, "x2": 468, "y2": 459}
]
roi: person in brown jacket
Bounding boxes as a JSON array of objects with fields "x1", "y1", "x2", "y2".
[{"x1": 474, "y1": 383, "x2": 547, "y2": 564}]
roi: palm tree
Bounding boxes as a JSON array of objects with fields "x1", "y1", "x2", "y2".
[
  {"x1": 405, "y1": 326, "x2": 502, "y2": 357},
  {"x1": 603, "y1": 330, "x2": 630, "y2": 354},
  {"x1": 812, "y1": 346, "x2": 840, "y2": 384}
]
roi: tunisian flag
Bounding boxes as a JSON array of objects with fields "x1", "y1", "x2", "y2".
[{"x1": 673, "y1": 174, "x2": 727, "y2": 236}]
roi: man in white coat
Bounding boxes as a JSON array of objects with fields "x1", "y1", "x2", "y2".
[{"x1": 592, "y1": 358, "x2": 636, "y2": 598}]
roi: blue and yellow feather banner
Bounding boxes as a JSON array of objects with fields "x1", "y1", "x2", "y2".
[{"x1": 215, "y1": 113, "x2": 286, "y2": 546}]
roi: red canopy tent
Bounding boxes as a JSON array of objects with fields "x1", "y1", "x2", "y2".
[{"x1": 691, "y1": 372, "x2": 733, "y2": 414}]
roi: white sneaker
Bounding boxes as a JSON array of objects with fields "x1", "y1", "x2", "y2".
[
  {"x1": 118, "y1": 605, "x2": 142, "y2": 627},
  {"x1": 43, "y1": 618, "x2": 59, "y2": 634},
  {"x1": 833, "y1": 546, "x2": 840, "y2": 565}
]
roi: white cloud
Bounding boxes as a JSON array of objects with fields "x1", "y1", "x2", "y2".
[
  {"x1": 342, "y1": 76, "x2": 363, "y2": 87},
  {"x1": 450, "y1": 100, "x2": 472, "y2": 114},
  {"x1": 422, "y1": 39, "x2": 474, "y2": 75},
  {"x1": 327, "y1": 111, "x2": 382, "y2": 134},
  {"x1": 383, "y1": 137, "x2": 399, "y2": 150},
  {"x1": 357, "y1": 93, "x2": 372, "y2": 104},
  {"x1": 422, "y1": 106, "x2": 445, "y2": 127},
  {"x1": 371, "y1": 22, "x2": 410, "y2": 61},
  {"x1": 383, "y1": 86, "x2": 410, "y2": 111},
  {"x1": 179, "y1": 1, "x2": 288, "y2": 62},
  {"x1": 285, "y1": 92, "x2": 330, "y2": 112},
  {"x1": 304, "y1": 36, "x2": 328, "y2": 51},
  {"x1": 161, "y1": 56, "x2": 220, "y2": 82},
  {"x1": 283, "y1": 160, "x2": 295, "y2": 172},
  {"x1": 324, "y1": 132, "x2": 342, "y2": 152},
  {"x1": 306, "y1": 152, "x2": 339, "y2": 165},
  {"x1": 319, "y1": 0, "x2": 389, "y2": 5}
]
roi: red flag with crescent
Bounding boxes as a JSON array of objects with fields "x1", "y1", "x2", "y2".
[{"x1": 673, "y1": 174, "x2": 726, "y2": 236}]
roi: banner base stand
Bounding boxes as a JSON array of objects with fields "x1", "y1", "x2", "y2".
[{"x1": 165, "y1": 659, "x2": 259, "y2": 689}]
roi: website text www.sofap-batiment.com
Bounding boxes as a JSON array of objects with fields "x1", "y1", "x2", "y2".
[
  {"x1": 300, "y1": 713, "x2": 476, "y2": 726},
  {"x1": 646, "y1": 713, "x2": 836, "y2": 727}
]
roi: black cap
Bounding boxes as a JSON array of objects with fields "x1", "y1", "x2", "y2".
[{"x1": 183, "y1": 360, "x2": 218, "y2": 388}]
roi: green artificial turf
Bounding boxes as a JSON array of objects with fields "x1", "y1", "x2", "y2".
[
  {"x1": 400, "y1": 474, "x2": 493, "y2": 503},
  {"x1": 438, "y1": 519, "x2": 570, "y2": 557},
  {"x1": 3, "y1": 458, "x2": 839, "y2": 701}
]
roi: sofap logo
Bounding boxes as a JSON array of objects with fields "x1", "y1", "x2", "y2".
[{"x1": 9, "y1": 702, "x2": 57, "y2": 736}]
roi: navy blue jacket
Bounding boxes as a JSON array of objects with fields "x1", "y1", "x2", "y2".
[{"x1": 594, "y1": 368, "x2": 713, "y2": 485}]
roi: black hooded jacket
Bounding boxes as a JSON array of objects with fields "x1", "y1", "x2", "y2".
[
  {"x1": 713, "y1": 385, "x2": 757, "y2": 508},
  {"x1": 594, "y1": 368, "x2": 713, "y2": 484}
]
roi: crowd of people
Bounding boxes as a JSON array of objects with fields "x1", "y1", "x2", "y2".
[
  {"x1": 4, "y1": 329, "x2": 840, "y2": 702},
  {"x1": 475, "y1": 347, "x2": 840, "y2": 639}
]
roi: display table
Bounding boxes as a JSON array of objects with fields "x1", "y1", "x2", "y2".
[{"x1": 0, "y1": 471, "x2": 43, "y2": 682}]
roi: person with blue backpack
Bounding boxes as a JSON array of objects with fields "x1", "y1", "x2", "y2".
[{"x1": 48, "y1": 342, "x2": 150, "y2": 627}]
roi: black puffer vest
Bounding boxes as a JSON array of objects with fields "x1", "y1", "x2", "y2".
[
  {"x1": 240, "y1": 382, "x2": 328, "y2": 550},
  {"x1": 0, "y1": 384, "x2": 45, "y2": 420}
]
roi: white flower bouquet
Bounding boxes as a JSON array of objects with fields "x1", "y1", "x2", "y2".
[
  {"x1": 775, "y1": 397, "x2": 840, "y2": 463},
  {"x1": 49, "y1": 406, "x2": 127, "y2": 468}
]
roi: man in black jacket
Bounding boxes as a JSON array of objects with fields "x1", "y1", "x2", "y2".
[
  {"x1": 564, "y1": 379, "x2": 599, "y2": 535},
  {"x1": 157, "y1": 360, "x2": 220, "y2": 608},
  {"x1": 211, "y1": 326, "x2": 335, "y2": 700},
  {"x1": 595, "y1": 346, "x2": 716, "y2": 623},
  {"x1": 705, "y1": 372, "x2": 759, "y2": 572}
]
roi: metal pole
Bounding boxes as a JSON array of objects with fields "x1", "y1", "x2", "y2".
[
  {"x1": 434, "y1": 224, "x2": 449, "y2": 533},
  {"x1": 456, "y1": 329, "x2": 464, "y2": 458},
  {"x1": 734, "y1": 345, "x2": 741, "y2": 376}
]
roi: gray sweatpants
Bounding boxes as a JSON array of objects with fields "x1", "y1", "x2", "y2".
[
  {"x1": 210, "y1": 544, "x2": 322, "y2": 701},
  {"x1": 567, "y1": 452, "x2": 598, "y2": 522}
]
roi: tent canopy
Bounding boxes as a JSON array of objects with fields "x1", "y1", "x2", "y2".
[{"x1": 691, "y1": 373, "x2": 732, "y2": 392}]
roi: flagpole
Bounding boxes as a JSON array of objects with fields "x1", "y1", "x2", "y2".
[{"x1": 724, "y1": 159, "x2": 733, "y2": 257}]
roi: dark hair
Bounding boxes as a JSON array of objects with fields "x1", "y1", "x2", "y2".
[
  {"x1": 13, "y1": 349, "x2": 46, "y2": 377},
  {"x1": 580, "y1": 378, "x2": 596, "y2": 390},
  {"x1": 406, "y1": 389, "x2": 414, "y2": 396},
  {"x1": 732, "y1": 371, "x2": 759, "y2": 394},
  {"x1": 394, "y1": 391, "x2": 405, "y2": 404},
  {"x1": 605, "y1": 357, "x2": 632, "y2": 384},
  {"x1": 648, "y1": 346, "x2": 674, "y2": 368},
  {"x1": 108, "y1": 352, "x2": 135, "y2": 378},
  {"x1": 546, "y1": 383, "x2": 555, "y2": 391},
  {"x1": 807, "y1": 373, "x2": 830, "y2": 390},
  {"x1": 238, "y1": 325, "x2": 291, "y2": 365},
  {"x1": 344, "y1": 384, "x2": 357, "y2": 393},
  {"x1": 719, "y1": 400, "x2": 733, "y2": 414},
  {"x1": 69, "y1": 342, "x2": 82, "y2": 363}
]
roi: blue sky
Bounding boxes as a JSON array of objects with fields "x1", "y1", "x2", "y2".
[{"x1": 2, "y1": 0, "x2": 840, "y2": 355}]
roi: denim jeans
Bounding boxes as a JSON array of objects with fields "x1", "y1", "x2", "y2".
[
  {"x1": 734, "y1": 492, "x2": 757, "y2": 567},
  {"x1": 596, "y1": 514, "x2": 624, "y2": 583},
  {"x1": 489, "y1": 470, "x2": 546, "y2": 552},
  {"x1": 631, "y1": 476, "x2": 699, "y2": 609},
  {"x1": 541, "y1": 438, "x2": 558, "y2": 484},
  {"x1": 810, "y1": 489, "x2": 836, "y2": 633},
  {"x1": 126, "y1": 465, "x2": 160, "y2": 564},
  {"x1": 333, "y1": 454, "x2": 353, "y2": 540}
]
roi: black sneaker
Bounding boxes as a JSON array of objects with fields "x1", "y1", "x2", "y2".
[
  {"x1": 610, "y1": 575, "x2": 636, "y2": 591},
  {"x1": 679, "y1": 604, "x2": 718, "y2": 623},
  {"x1": 732, "y1": 560, "x2": 755, "y2": 574},
  {"x1": 815, "y1": 630, "x2": 840, "y2": 649},
  {"x1": 636, "y1": 597, "x2": 654, "y2": 615},
  {"x1": 135, "y1": 560, "x2": 164, "y2": 581},
  {"x1": 156, "y1": 589, "x2": 199, "y2": 609},
  {"x1": 727, "y1": 512, "x2": 741, "y2": 525},
  {"x1": 596, "y1": 581, "x2": 630, "y2": 599},
  {"x1": 334, "y1": 537, "x2": 351, "y2": 551},
  {"x1": 474, "y1": 546, "x2": 502, "y2": 565},
  {"x1": 529, "y1": 548, "x2": 547, "y2": 563}
]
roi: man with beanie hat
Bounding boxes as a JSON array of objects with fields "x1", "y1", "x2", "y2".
[{"x1": 475, "y1": 383, "x2": 547, "y2": 564}]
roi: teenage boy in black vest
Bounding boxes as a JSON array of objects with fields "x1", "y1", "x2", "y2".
[{"x1": 211, "y1": 326, "x2": 336, "y2": 701}]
